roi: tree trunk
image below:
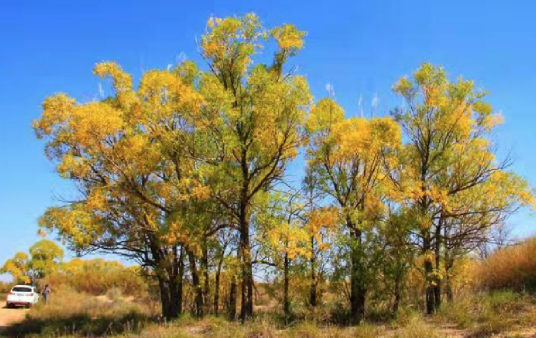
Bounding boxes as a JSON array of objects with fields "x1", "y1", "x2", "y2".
[
  {"x1": 283, "y1": 252, "x2": 290, "y2": 321},
  {"x1": 445, "y1": 258, "x2": 454, "y2": 302},
  {"x1": 228, "y1": 275, "x2": 237, "y2": 320},
  {"x1": 239, "y1": 206, "x2": 254, "y2": 321},
  {"x1": 393, "y1": 286, "x2": 401, "y2": 314},
  {"x1": 433, "y1": 223, "x2": 442, "y2": 311},
  {"x1": 158, "y1": 276, "x2": 172, "y2": 319},
  {"x1": 201, "y1": 241, "x2": 210, "y2": 314},
  {"x1": 214, "y1": 248, "x2": 225, "y2": 315},
  {"x1": 350, "y1": 228, "x2": 366, "y2": 325},
  {"x1": 423, "y1": 230, "x2": 436, "y2": 315},
  {"x1": 392, "y1": 273, "x2": 402, "y2": 314},
  {"x1": 309, "y1": 237, "x2": 318, "y2": 308},
  {"x1": 188, "y1": 252, "x2": 204, "y2": 318},
  {"x1": 157, "y1": 274, "x2": 183, "y2": 319},
  {"x1": 177, "y1": 247, "x2": 185, "y2": 315},
  {"x1": 150, "y1": 240, "x2": 181, "y2": 319}
]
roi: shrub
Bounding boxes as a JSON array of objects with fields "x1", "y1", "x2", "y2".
[
  {"x1": 0, "y1": 280, "x2": 13, "y2": 293},
  {"x1": 42, "y1": 258, "x2": 147, "y2": 297},
  {"x1": 475, "y1": 237, "x2": 536, "y2": 292}
]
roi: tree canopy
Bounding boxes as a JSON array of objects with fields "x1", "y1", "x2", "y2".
[{"x1": 31, "y1": 14, "x2": 534, "y2": 324}]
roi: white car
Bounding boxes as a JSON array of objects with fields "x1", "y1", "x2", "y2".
[{"x1": 6, "y1": 285, "x2": 40, "y2": 308}]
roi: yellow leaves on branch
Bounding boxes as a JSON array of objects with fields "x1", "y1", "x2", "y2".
[
  {"x1": 267, "y1": 221, "x2": 309, "y2": 260},
  {"x1": 201, "y1": 14, "x2": 261, "y2": 75},
  {"x1": 329, "y1": 117, "x2": 401, "y2": 163},
  {"x1": 93, "y1": 62, "x2": 133, "y2": 93},
  {"x1": 271, "y1": 24, "x2": 306, "y2": 52},
  {"x1": 33, "y1": 94, "x2": 75, "y2": 137},
  {"x1": 138, "y1": 69, "x2": 204, "y2": 121},
  {"x1": 38, "y1": 206, "x2": 104, "y2": 249},
  {"x1": 305, "y1": 208, "x2": 339, "y2": 250},
  {"x1": 93, "y1": 62, "x2": 137, "y2": 108},
  {"x1": 306, "y1": 98, "x2": 344, "y2": 134}
]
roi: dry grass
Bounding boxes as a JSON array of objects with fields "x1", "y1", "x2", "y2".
[
  {"x1": 3, "y1": 286, "x2": 155, "y2": 337},
  {"x1": 437, "y1": 290, "x2": 536, "y2": 337},
  {"x1": 0, "y1": 281, "x2": 13, "y2": 294},
  {"x1": 42, "y1": 258, "x2": 148, "y2": 297},
  {"x1": 3, "y1": 285, "x2": 536, "y2": 338},
  {"x1": 475, "y1": 237, "x2": 536, "y2": 292}
]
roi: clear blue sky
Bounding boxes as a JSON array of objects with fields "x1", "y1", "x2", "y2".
[{"x1": 1, "y1": 0, "x2": 535, "y2": 273}]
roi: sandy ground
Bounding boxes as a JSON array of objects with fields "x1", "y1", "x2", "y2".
[{"x1": 0, "y1": 307, "x2": 29, "y2": 330}]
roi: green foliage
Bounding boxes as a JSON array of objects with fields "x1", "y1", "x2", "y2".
[
  {"x1": 1, "y1": 239, "x2": 63, "y2": 284},
  {"x1": 29, "y1": 239, "x2": 64, "y2": 279}
]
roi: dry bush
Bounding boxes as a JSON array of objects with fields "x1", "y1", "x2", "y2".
[
  {"x1": 475, "y1": 237, "x2": 536, "y2": 292},
  {"x1": 30, "y1": 287, "x2": 150, "y2": 320},
  {"x1": 0, "y1": 280, "x2": 13, "y2": 293},
  {"x1": 42, "y1": 258, "x2": 147, "y2": 297}
]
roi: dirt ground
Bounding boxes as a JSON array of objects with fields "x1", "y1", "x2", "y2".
[{"x1": 0, "y1": 307, "x2": 28, "y2": 330}]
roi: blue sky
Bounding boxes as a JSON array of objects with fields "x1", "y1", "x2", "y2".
[{"x1": 1, "y1": 0, "x2": 535, "y2": 275}]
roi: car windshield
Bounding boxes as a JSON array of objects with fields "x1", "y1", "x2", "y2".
[{"x1": 12, "y1": 287, "x2": 32, "y2": 293}]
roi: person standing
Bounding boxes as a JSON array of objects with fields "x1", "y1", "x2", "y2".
[{"x1": 42, "y1": 284, "x2": 51, "y2": 304}]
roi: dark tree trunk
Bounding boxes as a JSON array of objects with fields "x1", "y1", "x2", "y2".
[
  {"x1": 393, "y1": 286, "x2": 401, "y2": 314},
  {"x1": 201, "y1": 241, "x2": 210, "y2": 314},
  {"x1": 433, "y1": 223, "x2": 442, "y2": 311},
  {"x1": 168, "y1": 278, "x2": 180, "y2": 318},
  {"x1": 349, "y1": 228, "x2": 366, "y2": 325},
  {"x1": 423, "y1": 231, "x2": 436, "y2": 315},
  {"x1": 425, "y1": 260, "x2": 435, "y2": 314},
  {"x1": 177, "y1": 247, "x2": 185, "y2": 315},
  {"x1": 149, "y1": 240, "x2": 181, "y2": 319},
  {"x1": 445, "y1": 258, "x2": 454, "y2": 302},
  {"x1": 214, "y1": 254, "x2": 224, "y2": 315},
  {"x1": 158, "y1": 276, "x2": 172, "y2": 319},
  {"x1": 188, "y1": 252, "x2": 204, "y2": 318},
  {"x1": 239, "y1": 206, "x2": 254, "y2": 321},
  {"x1": 157, "y1": 274, "x2": 183, "y2": 319},
  {"x1": 309, "y1": 237, "x2": 318, "y2": 308},
  {"x1": 392, "y1": 273, "x2": 402, "y2": 314},
  {"x1": 283, "y1": 252, "x2": 290, "y2": 321},
  {"x1": 228, "y1": 275, "x2": 237, "y2": 320}
]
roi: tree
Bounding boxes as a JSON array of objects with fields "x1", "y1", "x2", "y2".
[
  {"x1": 256, "y1": 191, "x2": 307, "y2": 321},
  {"x1": 391, "y1": 63, "x2": 535, "y2": 313},
  {"x1": 197, "y1": 14, "x2": 311, "y2": 320},
  {"x1": 380, "y1": 209, "x2": 416, "y2": 314},
  {"x1": 301, "y1": 171, "x2": 338, "y2": 310},
  {"x1": 306, "y1": 97, "x2": 401, "y2": 323},
  {"x1": 34, "y1": 59, "x2": 210, "y2": 319},
  {"x1": 28, "y1": 239, "x2": 64, "y2": 279},
  {"x1": 1, "y1": 252, "x2": 31, "y2": 284},
  {"x1": 1, "y1": 240, "x2": 64, "y2": 284}
]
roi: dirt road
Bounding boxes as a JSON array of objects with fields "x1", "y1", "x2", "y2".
[{"x1": 0, "y1": 307, "x2": 28, "y2": 329}]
